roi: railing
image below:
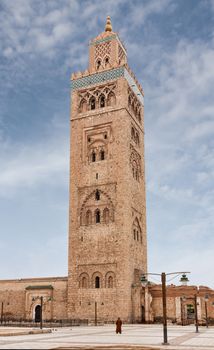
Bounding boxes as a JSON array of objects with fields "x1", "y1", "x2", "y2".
[{"x1": 0, "y1": 318, "x2": 88, "y2": 328}]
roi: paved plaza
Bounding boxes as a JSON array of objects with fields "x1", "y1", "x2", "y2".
[{"x1": 0, "y1": 324, "x2": 214, "y2": 349}]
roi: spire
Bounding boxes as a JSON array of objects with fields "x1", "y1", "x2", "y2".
[{"x1": 105, "y1": 16, "x2": 112, "y2": 32}]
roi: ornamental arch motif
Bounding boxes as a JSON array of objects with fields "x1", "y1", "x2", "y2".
[
  {"x1": 99, "y1": 94, "x2": 105, "y2": 108},
  {"x1": 89, "y1": 96, "x2": 96, "y2": 110},
  {"x1": 105, "y1": 271, "x2": 116, "y2": 288},
  {"x1": 103, "y1": 207, "x2": 110, "y2": 224},
  {"x1": 79, "y1": 273, "x2": 90, "y2": 288},
  {"x1": 86, "y1": 210, "x2": 92, "y2": 225},
  {"x1": 88, "y1": 138, "x2": 107, "y2": 164},
  {"x1": 131, "y1": 125, "x2": 140, "y2": 146},
  {"x1": 132, "y1": 217, "x2": 142, "y2": 243},
  {"x1": 79, "y1": 98, "x2": 87, "y2": 113},
  {"x1": 80, "y1": 189, "x2": 114, "y2": 226},
  {"x1": 107, "y1": 91, "x2": 116, "y2": 106},
  {"x1": 104, "y1": 55, "x2": 111, "y2": 68},
  {"x1": 78, "y1": 82, "x2": 116, "y2": 113},
  {"x1": 92, "y1": 271, "x2": 103, "y2": 288},
  {"x1": 130, "y1": 145, "x2": 141, "y2": 182},
  {"x1": 128, "y1": 87, "x2": 142, "y2": 124},
  {"x1": 96, "y1": 58, "x2": 102, "y2": 70}
]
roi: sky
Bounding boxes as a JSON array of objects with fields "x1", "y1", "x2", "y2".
[{"x1": 0, "y1": 0, "x2": 214, "y2": 288}]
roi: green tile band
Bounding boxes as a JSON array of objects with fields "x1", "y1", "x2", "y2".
[
  {"x1": 71, "y1": 67, "x2": 124, "y2": 90},
  {"x1": 90, "y1": 35, "x2": 117, "y2": 46}
]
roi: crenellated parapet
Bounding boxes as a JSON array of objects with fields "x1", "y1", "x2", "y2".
[{"x1": 71, "y1": 65, "x2": 144, "y2": 107}]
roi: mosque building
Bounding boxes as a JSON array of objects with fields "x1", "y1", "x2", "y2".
[{"x1": 0, "y1": 17, "x2": 213, "y2": 326}]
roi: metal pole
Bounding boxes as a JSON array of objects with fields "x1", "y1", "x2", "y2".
[
  {"x1": 161, "y1": 272, "x2": 168, "y2": 345},
  {"x1": 40, "y1": 297, "x2": 43, "y2": 330},
  {"x1": 0, "y1": 302, "x2": 3, "y2": 325},
  {"x1": 95, "y1": 301, "x2": 97, "y2": 326},
  {"x1": 180, "y1": 297, "x2": 183, "y2": 326},
  {"x1": 194, "y1": 294, "x2": 199, "y2": 333},
  {"x1": 205, "y1": 301, "x2": 208, "y2": 328}
]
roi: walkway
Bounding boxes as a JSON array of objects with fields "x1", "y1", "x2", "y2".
[{"x1": 0, "y1": 324, "x2": 214, "y2": 349}]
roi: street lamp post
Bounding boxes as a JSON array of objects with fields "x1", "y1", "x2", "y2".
[
  {"x1": 180, "y1": 296, "x2": 186, "y2": 326},
  {"x1": 0, "y1": 302, "x2": 3, "y2": 325},
  {"x1": 40, "y1": 296, "x2": 43, "y2": 330},
  {"x1": 88, "y1": 301, "x2": 97, "y2": 325},
  {"x1": 32, "y1": 296, "x2": 52, "y2": 329},
  {"x1": 161, "y1": 272, "x2": 167, "y2": 344},
  {"x1": 194, "y1": 294, "x2": 199, "y2": 333},
  {"x1": 204, "y1": 294, "x2": 209, "y2": 328},
  {"x1": 141, "y1": 271, "x2": 190, "y2": 345},
  {"x1": 95, "y1": 301, "x2": 97, "y2": 326}
]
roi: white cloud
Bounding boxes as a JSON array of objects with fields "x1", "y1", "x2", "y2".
[
  {"x1": 128, "y1": 0, "x2": 174, "y2": 26},
  {"x1": 3, "y1": 47, "x2": 13, "y2": 58},
  {"x1": 0, "y1": 116, "x2": 69, "y2": 198},
  {"x1": 0, "y1": 0, "x2": 214, "y2": 286},
  {"x1": 187, "y1": 120, "x2": 214, "y2": 141}
]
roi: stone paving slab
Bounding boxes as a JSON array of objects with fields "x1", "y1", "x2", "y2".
[
  {"x1": 55, "y1": 346, "x2": 157, "y2": 350},
  {"x1": 0, "y1": 325, "x2": 214, "y2": 349},
  {"x1": 0, "y1": 327, "x2": 51, "y2": 337}
]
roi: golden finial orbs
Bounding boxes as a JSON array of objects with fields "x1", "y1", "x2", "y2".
[{"x1": 105, "y1": 16, "x2": 112, "y2": 32}]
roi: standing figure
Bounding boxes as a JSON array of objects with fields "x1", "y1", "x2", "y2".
[{"x1": 116, "y1": 317, "x2": 122, "y2": 334}]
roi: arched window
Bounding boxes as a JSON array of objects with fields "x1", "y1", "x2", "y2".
[
  {"x1": 134, "y1": 229, "x2": 136, "y2": 240},
  {"x1": 136, "y1": 231, "x2": 139, "y2": 241},
  {"x1": 107, "y1": 276, "x2": 113, "y2": 288},
  {"x1": 95, "y1": 209, "x2": 100, "y2": 224},
  {"x1": 96, "y1": 59, "x2": 101, "y2": 70},
  {"x1": 131, "y1": 127, "x2": 135, "y2": 139},
  {"x1": 92, "y1": 151, "x2": 96, "y2": 162},
  {"x1": 105, "y1": 272, "x2": 115, "y2": 288},
  {"x1": 100, "y1": 150, "x2": 105, "y2": 160},
  {"x1": 100, "y1": 95, "x2": 105, "y2": 108},
  {"x1": 107, "y1": 92, "x2": 116, "y2": 106},
  {"x1": 95, "y1": 276, "x2": 100, "y2": 288},
  {"x1": 82, "y1": 277, "x2": 87, "y2": 288},
  {"x1": 136, "y1": 133, "x2": 139, "y2": 145},
  {"x1": 86, "y1": 210, "x2": 92, "y2": 225},
  {"x1": 79, "y1": 99, "x2": 87, "y2": 113},
  {"x1": 79, "y1": 274, "x2": 89, "y2": 288},
  {"x1": 103, "y1": 208, "x2": 109, "y2": 224},
  {"x1": 90, "y1": 97, "x2": 96, "y2": 110},
  {"x1": 138, "y1": 109, "x2": 142, "y2": 123},
  {"x1": 105, "y1": 57, "x2": 110, "y2": 67},
  {"x1": 132, "y1": 102, "x2": 135, "y2": 113},
  {"x1": 95, "y1": 190, "x2": 100, "y2": 201}
]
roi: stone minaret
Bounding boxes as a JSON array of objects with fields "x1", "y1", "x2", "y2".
[{"x1": 68, "y1": 17, "x2": 147, "y2": 323}]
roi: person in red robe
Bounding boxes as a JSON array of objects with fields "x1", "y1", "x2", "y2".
[{"x1": 116, "y1": 317, "x2": 122, "y2": 334}]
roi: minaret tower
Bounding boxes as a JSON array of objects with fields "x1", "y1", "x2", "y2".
[{"x1": 68, "y1": 17, "x2": 147, "y2": 323}]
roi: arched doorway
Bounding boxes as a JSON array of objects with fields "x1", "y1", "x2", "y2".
[{"x1": 35, "y1": 305, "x2": 41, "y2": 323}]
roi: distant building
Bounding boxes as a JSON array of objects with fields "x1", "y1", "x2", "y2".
[{"x1": 0, "y1": 17, "x2": 213, "y2": 326}]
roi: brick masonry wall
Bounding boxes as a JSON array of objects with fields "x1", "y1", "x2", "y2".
[
  {"x1": 147, "y1": 285, "x2": 214, "y2": 323},
  {"x1": 0, "y1": 277, "x2": 67, "y2": 321},
  {"x1": 67, "y1": 69, "x2": 147, "y2": 323}
]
